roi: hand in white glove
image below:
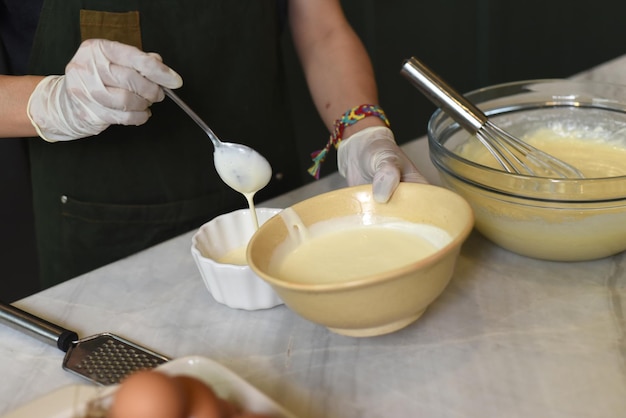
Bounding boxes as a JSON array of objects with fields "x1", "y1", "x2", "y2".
[
  {"x1": 28, "y1": 39, "x2": 183, "y2": 142},
  {"x1": 338, "y1": 126, "x2": 427, "y2": 203}
]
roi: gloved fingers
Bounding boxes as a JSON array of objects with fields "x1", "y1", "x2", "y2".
[
  {"x1": 394, "y1": 153, "x2": 428, "y2": 184},
  {"x1": 339, "y1": 127, "x2": 397, "y2": 186},
  {"x1": 372, "y1": 160, "x2": 401, "y2": 203},
  {"x1": 371, "y1": 139, "x2": 429, "y2": 185},
  {"x1": 90, "y1": 62, "x2": 166, "y2": 105},
  {"x1": 92, "y1": 39, "x2": 183, "y2": 88},
  {"x1": 76, "y1": 84, "x2": 153, "y2": 125},
  {"x1": 65, "y1": 70, "x2": 154, "y2": 117},
  {"x1": 147, "y1": 52, "x2": 163, "y2": 62},
  {"x1": 372, "y1": 157, "x2": 429, "y2": 202},
  {"x1": 66, "y1": 46, "x2": 168, "y2": 105},
  {"x1": 91, "y1": 105, "x2": 152, "y2": 126},
  {"x1": 28, "y1": 39, "x2": 181, "y2": 142},
  {"x1": 338, "y1": 126, "x2": 429, "y2": 200},
  {"x1": 90, "y1": 87, "x2": 153, "y2": 115}
]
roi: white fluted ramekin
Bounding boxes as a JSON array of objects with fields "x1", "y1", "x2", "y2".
[{"x1": 191, "y1": 208, "x2": 284, "y2": 310}]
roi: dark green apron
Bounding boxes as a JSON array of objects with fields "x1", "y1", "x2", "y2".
[{"x1": 28, "y1": 0, "x2": 300, "y2": 289}]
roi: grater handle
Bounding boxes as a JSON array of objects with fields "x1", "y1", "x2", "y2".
[{"x1": 0, "y1": 301, "x2": 78, "y2": 352}]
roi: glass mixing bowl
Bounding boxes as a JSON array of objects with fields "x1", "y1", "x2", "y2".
[{"x1": 427, "y1": 79, "x2": 626, "y2": 261}]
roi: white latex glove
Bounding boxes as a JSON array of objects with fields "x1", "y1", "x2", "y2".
[
  {"x1": 338, "y1": 126, "x2": 428, "y2": 203},
  {"x1": 27, "y1": 39, "x2": 183, "y2": 142}
]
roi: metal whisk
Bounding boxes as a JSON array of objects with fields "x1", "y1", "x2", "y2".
[{"x1": 400, "y1": 57, "x2": 585, "y2": 179}]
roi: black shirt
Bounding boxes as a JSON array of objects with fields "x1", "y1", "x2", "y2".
[{"x1": 0, "y1": 0, "x2": 43, "y2": 74}]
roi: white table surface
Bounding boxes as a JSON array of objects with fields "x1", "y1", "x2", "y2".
[{"x1": 3, "y1": 57, "x2": 626, "y2": 418}]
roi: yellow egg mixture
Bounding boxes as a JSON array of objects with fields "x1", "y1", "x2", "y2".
[
  {"x1": 268, "y1": 218, "x2": 452, "y2": 284},
  {"x1": 453, "y1": 127, "x2": 626, "y2": 260},
  {"x1": 458, "y1": 127, "x2": 626, "y2": 177},
  {"x1": 217, "y1": 246, "x2": 247, "y2": 266}
]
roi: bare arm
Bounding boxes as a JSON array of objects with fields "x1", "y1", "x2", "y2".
[
  {"x1": 0, "y1": 75, "x2": 42, "y2": 138},
  {"x1": 288, "y1": 0, "x2": 386, "y2": 137}
]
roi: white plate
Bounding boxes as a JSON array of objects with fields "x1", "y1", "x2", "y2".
[{"x1": 2, "y1": 355, "x2": 297, "y2": 418}]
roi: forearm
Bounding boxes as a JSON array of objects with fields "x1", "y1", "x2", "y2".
[
  {"x1": 288, "y1": 0, "x2": 386, "y2": 137},
  {"x1": 0, "y1": 75, "x2": 43, "y2": 138}
]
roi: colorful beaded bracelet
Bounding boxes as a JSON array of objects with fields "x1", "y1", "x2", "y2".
[{"x1": 308, "y1": 104, "x2": 390, "y2": 179}]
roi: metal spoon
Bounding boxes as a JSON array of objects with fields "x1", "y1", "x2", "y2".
[{"x1": 163, "y1": 88, "x2": 272, "y2": 194}]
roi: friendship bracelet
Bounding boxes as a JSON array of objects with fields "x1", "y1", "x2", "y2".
[{"x1": 308, "y1": 104, "x2": 390, "y2": 179}]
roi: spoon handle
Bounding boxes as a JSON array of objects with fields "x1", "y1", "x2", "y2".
[{"x1": 163, "y1": 87, "x2": 221, "y2": 148}]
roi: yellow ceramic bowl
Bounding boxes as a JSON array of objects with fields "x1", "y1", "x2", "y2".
[
  {"x1": 428, "y1": 79, "x2": 626, "y2": 261},
  {"x1": 247, "y1": 183, "x2": 474, "y2": 337}
]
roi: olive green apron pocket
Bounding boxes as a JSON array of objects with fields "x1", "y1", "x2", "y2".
[
  {"x1": 80, "y1": 9, "x2": 142, "y2": 49},
  {"x1": 49, "y1": 192, "x2": 231, "y2": 288},
  {"x1": 60, "y1": 193, "x2": 223, "y2": 252}
]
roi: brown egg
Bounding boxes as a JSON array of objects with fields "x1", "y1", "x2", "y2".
[
  {"x1": 106, "y1": 370, "x2": 273, "y2": 418},
  {"x1": 107, "y1": 370, "x2": 186, "y2": 418},
  {"x1": 172, "y1": 375, "x2": 238, "y2": 418}
]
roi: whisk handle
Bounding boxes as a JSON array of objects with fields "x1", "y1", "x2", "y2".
[
  {"x1": 401, "y1": 57, "x2": 487, "y2": 133},
  {"x1": 0, "y1": 301, "x2": 78, "y2": 352}
]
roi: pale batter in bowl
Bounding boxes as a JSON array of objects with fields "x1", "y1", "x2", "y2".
[{"x1": 428, "y1": 80, "x2": 626, "y2": 261}]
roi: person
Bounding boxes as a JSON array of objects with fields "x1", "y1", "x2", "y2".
[{"x1": 1, "y1": 0, "x2": 426, "y2": 289}]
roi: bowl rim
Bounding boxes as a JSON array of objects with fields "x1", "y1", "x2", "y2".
[
  {"x1": 191, "y1": 207, "x2": 283, "y2": 267},
  {"x1": 427, "y1": 78, "x2": 626, "y2": 202},
  {"x1": 246, "y1": 183, "x2": 474, "y2": 292}
]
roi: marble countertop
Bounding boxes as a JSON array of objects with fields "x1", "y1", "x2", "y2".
[{"x1": 3, "y1": 57, "x2": 626, "y2": 418}]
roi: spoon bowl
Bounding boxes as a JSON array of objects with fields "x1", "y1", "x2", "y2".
[
  {"x1": 213, "y1": 142, "x2": 272, "y2": 194},
  {"x1": 163, "y1": 87, "x2": 272, "y2": 228},
  {"x1": 163, "y1": 88, "x2": 271, "y2": 191}
]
